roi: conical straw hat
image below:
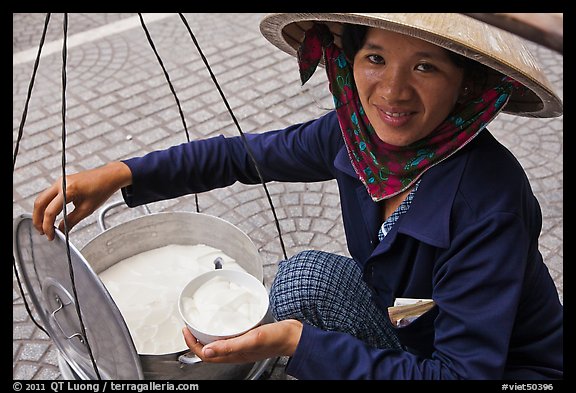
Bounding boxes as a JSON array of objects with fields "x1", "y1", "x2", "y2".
[{"x1": 260, "y1": 13, "x2": 563, "y2": 118}]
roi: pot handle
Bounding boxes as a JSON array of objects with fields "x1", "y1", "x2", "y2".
[
  {"x1": 178, "y1": 351, "x2": 203, "y2": 365},
  {"x1": 50, "y1": 294, "x2": 86, "y2": 345},
  {"x1": 97, "y1": 200, "x2": 151, "y2": 232}
]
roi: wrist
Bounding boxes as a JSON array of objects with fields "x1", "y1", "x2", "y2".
[
  {"x1": 105, "y1": 161, "x2": 133, "y2": 189},
  {"x1": 282, "y1": 319, "x2": 303, "y2": 356}
]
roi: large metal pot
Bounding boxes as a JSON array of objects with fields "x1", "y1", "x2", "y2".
[
  {"x1": 13, "y1": 211, "x2": 273, "y2": 380},
  {"x1": 84, "y1": 209, "x2": 264, "y2": 281},
  {"x1": 80, "y1": 210, "x2": 272, "y2": 380}
]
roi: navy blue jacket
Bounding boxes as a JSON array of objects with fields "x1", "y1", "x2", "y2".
[{"x1": 122, "y1": 111, "x2": 563, "y2": 380}]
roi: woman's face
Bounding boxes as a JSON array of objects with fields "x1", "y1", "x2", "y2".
[{"x1": 353, "y1": 28, "x2": 465, "y2": 146}]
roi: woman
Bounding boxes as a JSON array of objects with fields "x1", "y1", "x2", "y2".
[{"x1": 32, "y1": 13, "x2": 563, "y2": 379}]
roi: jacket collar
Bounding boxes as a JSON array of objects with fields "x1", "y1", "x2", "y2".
[
  {"x1": 335, "y1": 144, "x2": 468, "y2": 249},
  {"x1": 396, "y1": 154, "x2": 465, "y2": 249}
]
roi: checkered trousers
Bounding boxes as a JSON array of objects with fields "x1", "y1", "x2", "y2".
[{"x1": 269, "y1": 250, "x2": 401, "y2": 349}]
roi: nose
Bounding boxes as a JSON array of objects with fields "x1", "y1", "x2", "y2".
[{"x1": 376, "y1": 67, "x2": 413, "y2": 103}]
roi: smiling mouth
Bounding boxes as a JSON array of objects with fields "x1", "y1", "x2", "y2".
[
  {"x1": 385, "y1": 111, "x2": 411, "y2": 118},
  {"x1": 377, "y1": 108, "x2": 415, "y2": 128}
]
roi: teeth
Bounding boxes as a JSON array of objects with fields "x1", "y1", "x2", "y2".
[{"x1": 385, "y1": 112, "x2": 408, "y2": 117}]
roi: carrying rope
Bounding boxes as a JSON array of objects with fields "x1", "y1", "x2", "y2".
[
  {"x1": 13, "y1": 13, "x2": 102, "y2": 380},
  {"x1": 136, "y1": 12, "x2": 288, "y2": 259},
  {"x1": 59, "y1": 13, "x2": 102, "y2": 380},
  {"x1": 137, "y1": 13, "x2": 199, "y2": 213},
  {"x1": 13, "y1": 13, "x2": 51, "y2": 172},
  {"x1": 13, "y1": 12, "x2": 289, "y2": 380},
  {"x1": 176, "y1": 13, "x2": 288, "y2": 260},
  {"x1": 13, "y1": 13, "x2": 51, "y2": 337}
]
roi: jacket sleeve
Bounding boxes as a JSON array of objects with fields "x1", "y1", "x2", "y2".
[{"x1": 121, "y1": 111, "x2": 342, "y2": 207}]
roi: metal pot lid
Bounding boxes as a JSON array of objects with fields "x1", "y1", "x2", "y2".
[{"x1": 13, "y1": 214, "x2": 143, "y2": 380}]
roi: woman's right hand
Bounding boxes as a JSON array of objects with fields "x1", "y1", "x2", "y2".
[
  {"x1": 32, "y1": 161, "x2": 133, "y2": 241},
  {"x1": 182, "y1": 319, "x2": 303, "y2": 364}
]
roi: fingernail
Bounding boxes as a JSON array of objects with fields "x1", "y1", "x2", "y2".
[{"x1": 203, "y1": 347, "x2": 216, "y2": 358}]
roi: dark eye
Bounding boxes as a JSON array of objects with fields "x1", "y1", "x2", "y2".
[
  {"x1": 416, "y1": 63, "x2": 437, "y2": 72},
  {"x1": 367, "y1": 54, "x2": 384, "y2": 64}
]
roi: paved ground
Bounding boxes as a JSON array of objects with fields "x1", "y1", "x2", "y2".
[{"x1": 13, "y1": 13, "x2": 563, "y2": 381}]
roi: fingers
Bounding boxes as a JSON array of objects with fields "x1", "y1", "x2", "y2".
[
  {"x1": 201, "y1": 327, "x2": 266, "y2": 363},
  {"x1": 182, "y1": 327, "x2": 204, "y2": 355},
  {"x1": 181, "y1": 321, "x2": 302, "y2": 364},
  {"x1": 32, "y1": 178, "x2": 83, "y2": 241},
  {"x1": 198, "y1": 320, "x2": 303, "y2": 363},
  {"x1": 181, "y1": 326, "x2": 250, "y2": 363},
  {"x1": 32, "y1": 182, "x2": 62, "y2": 241},
  {"x1": 59, "y1": 205, "x2": 87, "y2": 234},
  {"x1": 31, "y1": 163, "x2": 132, "y2": 241},
  {"x1": 202, "y1": 335, "x2": 249, "y2": 362}
]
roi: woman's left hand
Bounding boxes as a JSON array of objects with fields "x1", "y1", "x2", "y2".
[{"x1": 182, "y1": 319, "x2": 303, "y2": 363}]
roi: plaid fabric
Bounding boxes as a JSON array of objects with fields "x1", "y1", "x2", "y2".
[
  {"x1": 270, "y1": 250, "x2": 401, "y2": 349},
  {"x1": 378, "y1": 180, "x2": 421, "y2": 241}
]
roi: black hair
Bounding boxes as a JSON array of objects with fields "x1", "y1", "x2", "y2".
[{"x1": 341, "y1": 23, "x2": 368, "y2": 62}]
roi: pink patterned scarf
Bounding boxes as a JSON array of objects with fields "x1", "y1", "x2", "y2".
[{"x1": 298, "y1": 24, "x2": 526, "y2": 201}]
